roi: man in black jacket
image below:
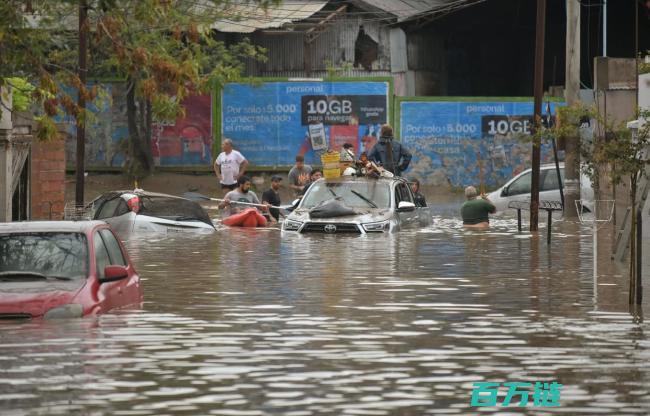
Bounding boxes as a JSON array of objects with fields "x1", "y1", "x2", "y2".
[
  {"x1": 367, "y1": 124, "x2": 412, "y2": 177},
  {"x1": 409, "y1": 178, "x2": 427, "y2": 207},
  {"x1": 262, "y1": 175, "x2": 282, "y2": 222}
]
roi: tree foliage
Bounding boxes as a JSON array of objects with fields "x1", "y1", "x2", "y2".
[
  {"x1": 555, "y1": 105, "x2": 650, "y2": 195},
  {"x1": 592, "y1": 111, "x2": 650, "y2": 191},
  {"x1": 555, "y1": 104, "x2": 650, "y2": 292},
  {"x1": 640, "y1": 51, "x2": 650, "y2": 75},
  {"x1": 1, "y1": 0, "x2": 274, "y2": 177}
]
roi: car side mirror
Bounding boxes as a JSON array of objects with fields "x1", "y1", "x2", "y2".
[
  {"x1": 397, "y1": 201, "x2": 416, "y2": 212},
  {"x1": 292, "y1": 198, "x2": 300, "y2": 206},
  {"x1": 99, "y1": 265, "x2": 128, "y2": 284},
  {"x1": 501, "y1": 186, "x2": 509, "y2": 197}
]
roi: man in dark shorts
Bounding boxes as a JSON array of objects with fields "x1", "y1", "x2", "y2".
[
  {"x1": 262, "y1": 175, "x2": 283, "y2": 222},
  {"x1": 460, "y1": 185, "x2": 496, "y2": 228},
  {"x1": 214, "y1": 138, "x2": 248, "y2": 193}
]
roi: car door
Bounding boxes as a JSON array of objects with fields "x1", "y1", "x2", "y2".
[
  {"x1": 540, "y1": 168, "x2": 564, "y2": 204},
  {"x1": 108, "y1": 199, "x2": 134, "y2": 234},
  {"x1": 502, "y1": 171, "x2": 533, "y2": 208},
  {"x1": 406, "y1": 185, "x2": 431, "y2": 227},
  {"x1": 88, "y1": 194, "x2": 110, "y2": 218},
  {"x1": 98, "y1": 229, "x2": 140, "y2": 307},
  {"x1": 394, "y1": 182, "x2": 417, "y2": 228},
  {"x1": 94, "y1": 196, "x2": 134, "y2": 233},
  {"x1": 92, "y1": 230, "x2": 126, "y2": 313}
]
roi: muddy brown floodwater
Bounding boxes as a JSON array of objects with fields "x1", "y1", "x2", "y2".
[{"x1": 1, "y1": 200, "x2": 649, "y2": 415}]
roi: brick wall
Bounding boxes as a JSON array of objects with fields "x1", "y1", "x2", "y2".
[{"x1": 31, "y1": 138, "x2": 66, "y2": 220}]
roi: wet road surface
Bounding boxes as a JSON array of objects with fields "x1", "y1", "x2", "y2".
[{"x1": 1, "y1": 204, "x2": 649, "y2": 415}]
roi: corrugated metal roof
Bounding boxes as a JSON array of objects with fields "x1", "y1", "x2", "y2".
[
  {"x1": 239, "y1": 17, "x2": 391, "y2": 74},
  {"x1": 251, "y1": 69, "x2": 392, "y2": 78},
  {"x1": 211, "y1": 0, "x2": 328, "y2": 33},
  {"x1": 350, "y1": 0, "x2": 485, "y2": 22}
]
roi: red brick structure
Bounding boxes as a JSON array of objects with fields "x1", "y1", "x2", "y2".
[{"x1": 31, "y1": 138, "x2": 66, "y2": 220}]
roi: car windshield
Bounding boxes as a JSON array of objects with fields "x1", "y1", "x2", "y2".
[
  {"x1": 139, "y1": 196, "x2": 212, "y2": 225},
  {"x1": 301, "y1": 181, "x2": 391, "y2": 209},
  {"x1": 0, "y1": 232, "x2": 88, "y2": 280}
]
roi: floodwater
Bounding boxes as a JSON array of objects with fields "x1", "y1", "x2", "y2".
[{"x1": 1, "y1": 201, "x2": 649, "y2": 415}]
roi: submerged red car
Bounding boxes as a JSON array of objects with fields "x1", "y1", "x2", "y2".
[{"x1": 0, "y1": 221, "x2": 142, "y2": 319}]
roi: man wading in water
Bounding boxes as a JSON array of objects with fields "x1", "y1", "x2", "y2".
[
  {"x1": 460, "y1": 185, "x2": 496, "y2": 229},
  {"x1": 214, "y1": 138, "x2": 248, "y2": 195},
  {"x1": 219, "y1": 175, "x2": 269, "y2": 217}
]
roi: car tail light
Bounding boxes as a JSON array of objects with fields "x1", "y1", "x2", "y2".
[{"x1": 127, "y1": 196, "x2": 140, "y2": 213}]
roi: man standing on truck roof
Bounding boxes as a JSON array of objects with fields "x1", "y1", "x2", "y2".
[{"x1": 367, "y1": 124, "x2": 411, "y2": 177}]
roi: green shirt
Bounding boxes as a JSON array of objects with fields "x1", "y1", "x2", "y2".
[{"x1": 461, "y1": 198, "x2": 496, "y2": 225}]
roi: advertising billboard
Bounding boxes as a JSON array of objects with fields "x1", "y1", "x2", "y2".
[
  {"x1": 221, "y1": 80, "x2": 390, "y2": 166},
  {"x1": 399, "y1": 99, "x2": 561, "y2": 187}
]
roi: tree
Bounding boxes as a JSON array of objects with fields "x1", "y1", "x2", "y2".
[
  {"x1": 1, "y1": 0, "x2": 273, "y2": 179},
  {"x1": 0, "y1": 1, "x2": 78, "y2": 138},
  {"x1": 558, "y1": 106, "x2": 650, "y2": 302},
  {"x1": 590, "y1": 111, "x2": 650, "y2": 304},
  {"x1": 90, "y1": 0, "x2": 272, "y2": 179}
]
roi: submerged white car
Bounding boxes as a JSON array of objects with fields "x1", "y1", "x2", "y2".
[
  {"x1": 88, "y1": 190, "x2": 215, "y2": 234},
  {"x1": 486, "y1": 163, "x2": 594, "y2": 214},
  {"x1": 282, "y1": 177, "x2": 431, "y2": 234}
]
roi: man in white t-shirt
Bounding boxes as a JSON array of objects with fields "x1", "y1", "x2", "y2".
[{"x1": 214, "y1": 138, "x2": 248, "y2": 192}]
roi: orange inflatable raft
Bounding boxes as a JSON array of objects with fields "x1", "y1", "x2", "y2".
[{"x1": 221, "y1": 208, "x2": 268, "y2": 227}]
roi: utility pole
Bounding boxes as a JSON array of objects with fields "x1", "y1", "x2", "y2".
[
  {"x1": 75, "y1": 0, "x2": 88, "y2": 206},
  {"x1": 564, "y1": 0, "x2": 581, "y2": 218},
  {"x1": 602, "y1": 0, "x2": 607, "y2": 57},
  {"x1": 530, "y1": 0, "x2": 547, "y2": 231}
]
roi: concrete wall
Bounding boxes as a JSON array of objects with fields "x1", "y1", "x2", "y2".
[
  {"x1": 639, "y1": 67, "x2": 650, "y2": 280},
  {"x1": 0, "y1": 87, "x2": 12, "y2": 130},
  {"x1": 640, "y1": 69, "x2": 650, "y2": 112}
]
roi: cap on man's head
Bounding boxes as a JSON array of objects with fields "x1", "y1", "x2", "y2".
[{"x1": 271, "y1": 174, "x2": 283, "y2": 182}]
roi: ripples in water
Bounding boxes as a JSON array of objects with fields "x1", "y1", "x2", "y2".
[{"x1": 0, "y1": 215, "x2": 647, "y2": 415}]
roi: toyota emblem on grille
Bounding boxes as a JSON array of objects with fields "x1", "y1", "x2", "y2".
[{"x1": 324, "y1": 224, "x2": 337, "y2": 233}]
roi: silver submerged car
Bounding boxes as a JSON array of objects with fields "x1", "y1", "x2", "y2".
[
  {"x1": 282, "y1": 177, "x2": 431, "y2": 234},
  {"x1": 88, "y1": 190, "x2": 215, "y2": 234},
  {"x1": 486, "y1": 163, "x2": 595, "y2": 215}
]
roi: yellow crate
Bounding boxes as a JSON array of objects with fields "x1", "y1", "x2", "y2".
[
  {"x1": 321, "y1": 151, "x2": 341, "y2": 179},
  {"x1": 321, "y1": 151, "x2": 340, "y2": 164},
  {"x1": 323, "y1": 168, "x2": 341, "y2": 179}
]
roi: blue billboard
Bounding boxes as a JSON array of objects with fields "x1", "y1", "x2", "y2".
[
  {"x1": 399, "y1": 100, "x2": 562, "y2": 188},
  {"x1": 61, "y1": 83, "x2": 128, "y2": 168},
  {"x1": 221, "y1": 81, "x2": 390, "y2": 167}
]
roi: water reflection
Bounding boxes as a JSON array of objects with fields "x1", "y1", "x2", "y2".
[{"x1": 1, "y1": 215, "x2": 649, "y2": 415}]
